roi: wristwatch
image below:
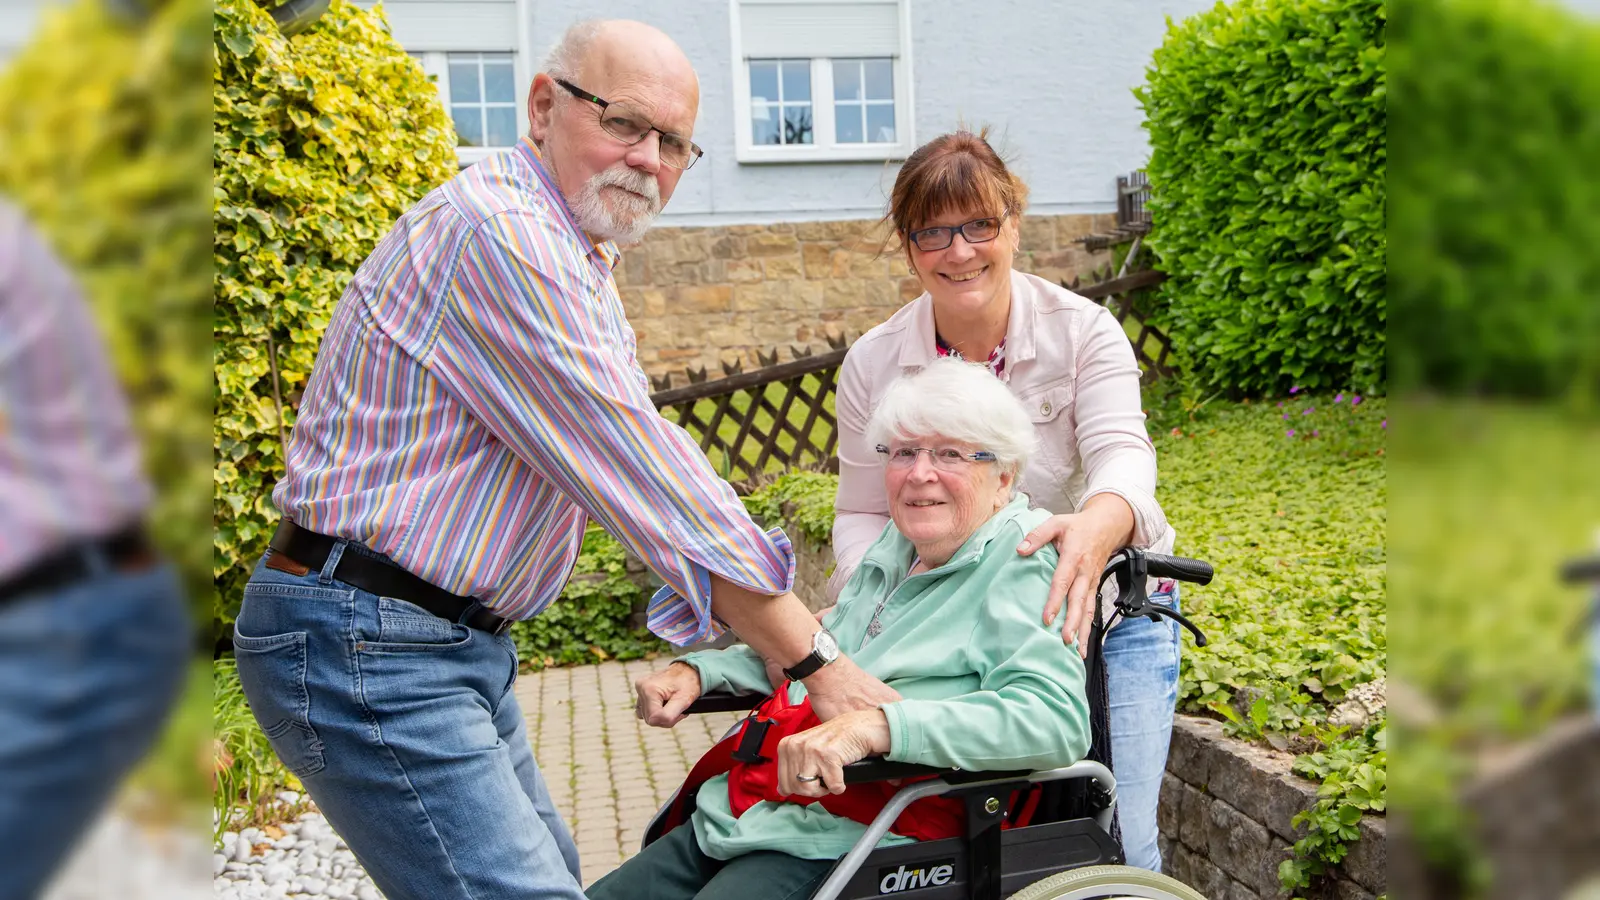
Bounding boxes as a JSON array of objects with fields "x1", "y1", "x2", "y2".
[{"x1": 781, "y1": 628, "x2": 840, "y2": 681}]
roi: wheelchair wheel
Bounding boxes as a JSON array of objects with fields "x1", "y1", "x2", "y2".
[{"x1": 1007, "y1": 864, "x2": 1210, "y2": 900}]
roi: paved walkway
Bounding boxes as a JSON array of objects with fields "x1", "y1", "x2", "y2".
[{"x1": 519, "y1": 658, "x2": 746, "y2": 887}]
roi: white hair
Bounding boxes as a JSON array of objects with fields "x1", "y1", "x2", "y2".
[
  {"x1": 541, "y1": 19, "x2": 605, "y2": 82},
  {"x1": 865, "y1": 357, "x2": 1037, "y2": 479}
]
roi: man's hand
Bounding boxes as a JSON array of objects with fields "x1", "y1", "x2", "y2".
[
  {"x1": 1016, "y1": 497, "x2": 1135, "y2": 658},
  {"x1": 777, "y1": 708, "x2": 891, "y2": 797},
  {"x1": 633, "y1": 662, "x2": 702, "y2": 728},
  {"x1": 802, "y1": 656, "x2": 901, "y2": 722}
]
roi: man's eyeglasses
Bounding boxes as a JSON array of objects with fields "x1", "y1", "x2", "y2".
[
  {"x1": 905, "y1": 214, "x2": 1007, "y2": 252},
  {"x1": 554, "y1": 78, "x2": 704, "y2": 171},
  {"x1": 876, "y1": 444, "x2": 998, "y2": 470}
]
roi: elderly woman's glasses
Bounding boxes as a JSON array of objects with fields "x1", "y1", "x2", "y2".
[
  {"x1": 554, "y1": 78, "x2": 704, "y2": 170},
  {"x1": 905, "y1": 214, "x2": 1006, "y2": 252},
  {"x1": 876, "y1": 444, "x2": 998, "y2": 470}
]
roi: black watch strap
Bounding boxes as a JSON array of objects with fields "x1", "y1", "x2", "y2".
[{"x1": 782, "y1": 651, "x2": 826, "y2": 682}]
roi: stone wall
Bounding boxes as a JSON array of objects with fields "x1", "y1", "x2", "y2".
[
  {"x1": 1161, "y1": 716, "x2": 1387, "y2": 900},
  {"x1": 615, "y1": 213, "x2": 1118, "y2": 379}
]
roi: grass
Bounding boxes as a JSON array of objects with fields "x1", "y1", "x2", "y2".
[
  {"x1": 212, "y1": 656, "x2": 301, "y2": 842},
  {"x1": 660, "y1": 375, "x2": 837, "y2": 480}
]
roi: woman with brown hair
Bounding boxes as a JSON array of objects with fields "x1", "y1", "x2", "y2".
[{"x1": 827, "y1": 128, "x2": 1183, "y2": 872}]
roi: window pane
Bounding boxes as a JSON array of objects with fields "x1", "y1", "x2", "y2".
[
  {"x1": 452, "y1": 105, "x2": 483, "y2": 146},
  {"x1": 752, "y1": 105, "x2": 780, "y2": 144},
  {"x1": 866, "y1": 103, "x2": 895, "y2": 143},
  {"x1": 781, "y1": 60, "x2": 810, "y2": 103},
  {"x1": 782, "y1": 104, "x2": 813, "y2": 144},
  {"x1": 449, "y1": 60, "x2": 480, "y2": 103},
  {"x1": 864, "y1": 59, "x2": 893, "y2": 100},
  {"x1": 486, "y1": 107, "x2": 518, "y2": 146},
  {"x1": 835, "y1": 103, "x2": 864, "y2": 143},
  {"x1": 833, "y1": 60, "x2": 861, "y2": 101},
  {"x1": 482, "y1": 61, "x2": 516, "y2": 102},
  {"x1": 749, "y1": 61, "x2": 779, "y2": 104}
]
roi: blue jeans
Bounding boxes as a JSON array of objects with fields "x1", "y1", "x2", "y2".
[
  {"x1": 1103, "y1": 583, "x2": 1182, "y2": 873},
  {"x1": 0, "y1": 561, "x2": 191, "y2": 900},
  {"x1": 233, "y1": 544, "x2": 584, "y2": 900}
]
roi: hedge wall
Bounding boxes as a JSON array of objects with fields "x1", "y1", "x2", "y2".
[
  {"x1": 213, "y1": 0, "x2": 458, "y2": 644},
  {"x1": 0, "y1": 0, "x2": 213, "y2": 608},
  {"x1": 1136, "y1": 0, "x2": 1387, "y2": 397},
  {"x1": 1389, "y1": 0, "x2": 1600, "y2": 397}
]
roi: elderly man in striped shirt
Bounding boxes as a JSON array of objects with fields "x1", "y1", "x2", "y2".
[{"x1": 234, "y1": 19, "x2": 898, "y2": 900}]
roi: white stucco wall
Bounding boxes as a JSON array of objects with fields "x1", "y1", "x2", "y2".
[{"x1": 521, "y1": 0, "x2": 1214, "y2": 224}]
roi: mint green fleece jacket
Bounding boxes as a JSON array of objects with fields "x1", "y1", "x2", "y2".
[{"x1": 680, "y1": 494, "x2": 1091, "y2": 861}]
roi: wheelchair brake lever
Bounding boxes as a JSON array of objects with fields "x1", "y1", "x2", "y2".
[{"x1": 1138, "y1": 605, "x2": 1209, "y2": 648}]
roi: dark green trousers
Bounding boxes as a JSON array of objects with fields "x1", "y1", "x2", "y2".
[{"x1": 587, "y1": 824, "x2": 834, "y2": 900}]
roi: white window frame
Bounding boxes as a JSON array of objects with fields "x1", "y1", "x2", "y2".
[
  {"x1": 730, "y1": 0, "x2": 915, "y2": 164},
  {"x1": 411, "y1": 50, "x2": 528, "y2": 167}
]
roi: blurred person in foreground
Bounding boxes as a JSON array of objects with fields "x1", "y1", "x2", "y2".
[
  {"x1": 0, "y1": 198, "x2": 191, "y2": 900},
  {"x1": 234, "y1": 18, "x2": 896, "y2": 900}
]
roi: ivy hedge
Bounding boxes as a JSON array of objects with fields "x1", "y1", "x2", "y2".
[
  {"x1": 0, "y1": 0, "x2": 213, "y2": 607},
  {"x1": 1136, "y1": 0, "x2": 1387, "y2": 397},
  {"x1": 1389, "y1": 0, "x2": 1600, "y2": 397},
  {"x1": 212, "y1": 0, "x2": 458, "y2": 644}
]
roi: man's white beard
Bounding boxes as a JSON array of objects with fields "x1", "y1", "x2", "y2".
[{"x1": 558, "y1": 162, "x2": 663, "y2": 245}]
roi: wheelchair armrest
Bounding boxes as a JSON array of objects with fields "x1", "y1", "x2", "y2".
[
  {"x1": 683, "y1": 691, "x2": 766, "y2": 715},
  {"x1": 841, "y1": 758, "x2": 1032, "y2": 785}
]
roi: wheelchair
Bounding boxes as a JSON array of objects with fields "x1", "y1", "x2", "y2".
[{"x1": 641, "y1": 547, "x2": 1217, "y2": 900}]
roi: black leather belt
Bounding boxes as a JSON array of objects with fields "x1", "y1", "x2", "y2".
[
  {"x1": 267, "y1": 520, "x2": 511, "y2": 636},
  {"x1": 0, "y1": 524, "x2": 155, "y2": 605}
]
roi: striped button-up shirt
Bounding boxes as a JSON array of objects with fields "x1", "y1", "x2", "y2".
[
  {"x1": 0, "y1": 200, "x2": 152, "y2": 579},
  {"x1": 273, "y1": 138, "x2": 793, "y2": 645}
]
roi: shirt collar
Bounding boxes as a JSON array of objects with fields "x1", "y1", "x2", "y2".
[
  {"x1": 515, "y1": 137, "x2": 623, "y2": 271},
  {"x1": 898, "y1": 269, "x2": 1037, "y2": 370}
]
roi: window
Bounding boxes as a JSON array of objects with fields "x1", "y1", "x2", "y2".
[
  {"x1": 411, "y1": 51, "x2": 524, "y2": 165},
  {"x1": 731, "y1": 0, "x2": 913, "y2": 162}
]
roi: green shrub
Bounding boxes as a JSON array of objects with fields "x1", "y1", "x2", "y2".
[
  {"x1": 508, "y1": 527, "x2": 668, "y2": 669},
  {"x1": 1389, "y1": 0, "x2": 1600, "y2": 397},
  {"x1": 1136, "y1": 0, "x2": 1387, "y2": 396},
  {"x1": 743, "y1": 471, "x2": 840, "y2": 545},
  {"x1": 213, "y1": 0, "x2": 458, "y2": 645},
  {"x1": 0, "y1": 0, "x2": 213, "y2": 608}
]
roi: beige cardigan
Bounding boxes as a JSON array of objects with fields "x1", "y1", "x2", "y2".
[{"x1": 828, "y1": 269, "x2": 1176, "y2": 608}]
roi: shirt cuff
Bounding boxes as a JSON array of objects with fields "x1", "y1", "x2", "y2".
[{"x1": 646, "y1": 526, "x2": 796, "y2": 647}]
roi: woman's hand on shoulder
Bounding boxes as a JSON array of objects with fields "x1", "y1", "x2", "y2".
[{"x1": 1016, "y1": 498, "x2": 1134, "y2": 657}]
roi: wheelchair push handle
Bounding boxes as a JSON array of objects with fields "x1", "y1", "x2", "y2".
[{"x1": 1143, "y1": 552, "x2": 1215, "y2": 586}]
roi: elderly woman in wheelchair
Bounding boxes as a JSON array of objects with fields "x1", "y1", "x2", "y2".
[{"x1": 603, "y1": 358, "x2": 1212, "y2": 900}]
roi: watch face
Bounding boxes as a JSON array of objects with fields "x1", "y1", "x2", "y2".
[{"x1": 815, "y1": 629, "x2": 839, "y2": 660}]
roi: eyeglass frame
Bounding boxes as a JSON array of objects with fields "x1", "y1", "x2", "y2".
[
  {"x1": 553, "y1": 78, "x2": 704, "y2": 170},
  {"x1": 903, "y1": 212, "x2": 1012, "y2": 253},
  {"x1": 875, "y1": 444, "x2": 999, "y2": 469}
]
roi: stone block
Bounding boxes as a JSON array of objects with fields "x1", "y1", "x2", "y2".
[
  {"x1": 764, "y1": 256, "x2": 805, "y2": 280},
  {"x1": 1330, "y1": 877, "x2": 1376, "y2": 900},
  {"x1": 1178, "y1": 847, "x2": 1242, "y2": 900},
  {"x1": 617, "y1": 247, "x2": 650, "y2": 287},
  {"x1": 1167, "y1": 715, "x2": 1222, "y2": 787},
  {"x1": 726, "y1": 258, "x2": 763, "y2": 284},
  {"x1": 801, "y1": 242, "x2": 833, "y2": 276},
  {"x1": 1053, "y1": 214, "x2": 1097, "y2": 246},
  {"x1": 747, "y1": 232, "x2": 799, "y2": 257},
  {"x1": 675, "y1": 285, "x2": 732, "y2": 314},
  {"x1": 1338, "y1": 815, "x2": 1386, "y2": 895},
  {"x1": 1157, "y1": 772, "x2": 1183, "y2": 839},
  {"x1": 1204, "y1": 799, "x2": 1275, "y2": 896},
  {"x1": 1178, "y1": 782, "x2": 1209, "y2": 851},
  {"x1": 1020, "y1": 215, "x2": 1056, "y2": 252},
  {"x1": 711, "y1": 235, "x2": 742, "y2": 259},
  {"x1": 675, "y1": 233, "x2": 711, "y2": 264},
  {"x1": 794, "y1": 221, "x2": 835, "y2": 241},
  {"x1": 899, "y1": 276, "x2": 925, "y2": 301}
]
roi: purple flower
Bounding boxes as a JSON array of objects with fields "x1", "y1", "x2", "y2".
[
  {"x1": 1334, "y1": 393, "x2": 1344, "y2": 403},
  {"x1": 1286, "y1": 429, "x2": 1296, "y2": 437},
  {"x1": 1313, "y1": 430, "x2": 1320, "y2": 437},
  {"x1": 1289, "y1": 386, "x2": 1301, "y2": 394},
  {"x1": 1380, "y1": 419, "x2": 1387, "y2": 429},
  {"x1": 1277, "y1": 401, "x2": 1284, "y2": 408},
  {"x1": 1283, "y1": 413, "x2": 1290, "y2": 420},
  {"x1": 1351, "y1": 395, "x2": 1362, "y2": 406},
  {"x1": 1303, "y1": 407, "x2": 1315, "y2": 415}
]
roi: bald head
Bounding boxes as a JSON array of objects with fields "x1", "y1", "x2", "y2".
[{"x1": 543, "y1": 19, "x2": 698, "y2": 108}]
